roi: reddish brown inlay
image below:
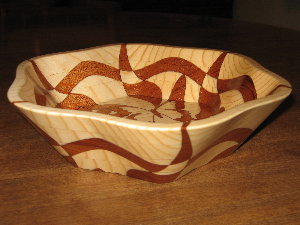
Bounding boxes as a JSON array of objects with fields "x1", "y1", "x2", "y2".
[
  {"x1": 172, "y1": 106, "x2": 193, "y2": 123},
  {"x1": 168, "y1": 75, "x2": 196, "y2": 123},
  {"x1": 126, "y1": 112, "x2": 142, "y2": 120},
  {"x1": 196, "y1": 103, "x2": 224, "y2": 120},
  {"x1": 169, "y1": 75, "x2": 186, "y2": 102},
  {"x1": 124, "y1": 81, "x2": 162, "y2": 106},
  {"x1": 207, "y1": 52, "x2": 227, "y2": 78},
  {"x1": 188, "y1": 128, "x2": 253, "y2": 165},
  {"x1": 91, "y1": 104, "x2": 133, "y2": 118},
  {"x1": 169, "y1": 76, "x2": 188, "y2": 120},
  {"x1": 65, "y1": 156, "x2": 78, "y2": 167},
  {"x1": 268, "y1": 84, "x2": 292, "y2": 95},
  {"x1": 198, "y1": 87, "x2": 221, "y2": 114},
  {"x1": 171, "y1": 121, "x2": 192, "y2": 165},
  {"x1": 29, "y1": 60, "x2": 54, "y2": 90},
  {"x1": 55, "y1": 61, "x2": 121, "y2": 94},
  {"x1": 209, "y1": 145, "x2": 238, "y2": 162},
  {"x1": 34, "y1": 88, "x2": 46, "y2": 106},
  {"x1": 217, "y1": 75, "x2": 257, "y2": 101},
  {"x1": 62, "y1": 138, "x2": 168, "y2": 172},
  {"x1": 57, "y1": 93, "x2": 96, "y2": 110},
  {"x1": 119, "y1": 44, "x2": 133, "y2": 71},
  {"x1": 134, "y1": 57, "x2": 206, "y2": 85}
]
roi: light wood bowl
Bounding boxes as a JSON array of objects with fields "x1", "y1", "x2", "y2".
[{"x1": 8, "y1": 44, "x2": 292, "y2": 183}]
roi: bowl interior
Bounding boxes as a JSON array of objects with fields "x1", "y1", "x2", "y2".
[{"x1": 17, "y1": 44, "x2": 287, "y2": 124}]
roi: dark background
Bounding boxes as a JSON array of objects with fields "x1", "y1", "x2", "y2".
[
  {"x1": 1, "y1": 0, "x2": 300, "y2": 32},
  {"x1": 1, "y1": 0, "x2": 299, "y2": 80}
]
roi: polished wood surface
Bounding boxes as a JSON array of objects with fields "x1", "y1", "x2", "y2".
[
  {"x1": 8, "y1": 43, "x2": 291, "y2": 183},
  {"x1": 1, "y1": 12, "x2": 300, "y2": 224}
]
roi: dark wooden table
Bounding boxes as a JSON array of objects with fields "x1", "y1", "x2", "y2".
[{"x1": 1, "y1": 12, "x2": 300, "y2": 225}]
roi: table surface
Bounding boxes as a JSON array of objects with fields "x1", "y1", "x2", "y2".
[{"x1": 1, "y1": 12, "x2": 300, "y2": 225}]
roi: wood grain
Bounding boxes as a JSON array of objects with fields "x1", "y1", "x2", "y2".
[
  {"x1": 8, "y1": 42, "x2": 291, "y2": 183},
  {"x1": 1, "y1": 12, "x2": 300, "y2": 224}
]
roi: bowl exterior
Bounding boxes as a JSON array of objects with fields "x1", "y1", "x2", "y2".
[
  {"x1": 8, "y1": 44, "x2": 292, "y2": 183},
  {"x1": 13, "y1": 95, "x2": 285, "y2": 183}
]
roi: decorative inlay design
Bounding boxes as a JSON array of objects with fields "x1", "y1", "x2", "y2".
[
  {"x1": 9, "y1": 43, "x2": 292, "y2": 183},
  {"x1": 29, "y1": 44, "x2": 257, "y2": 120},
  {"x1": 30, "y1": 116, "x2": 252, "y2": 183}
]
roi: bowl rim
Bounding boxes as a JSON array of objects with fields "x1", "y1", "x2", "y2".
[{"x1": 7, "y1": 43, "x2": 292, "y2": 131}]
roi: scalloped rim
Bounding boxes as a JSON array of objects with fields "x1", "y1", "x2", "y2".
[{"x1": 7, "y1": 44, "x2": 292, "y2": 131}]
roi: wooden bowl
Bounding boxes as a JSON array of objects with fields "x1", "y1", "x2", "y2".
[{"x1": 7, "y1": 44, "x2": 291, "y2": 183}]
